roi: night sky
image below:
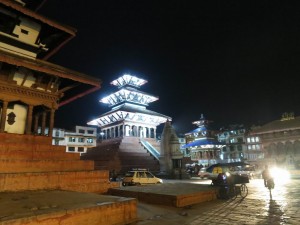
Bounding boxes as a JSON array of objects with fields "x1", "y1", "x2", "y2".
[{"x1": 39, "y1": 1, "x2": 300, "y2": 134}]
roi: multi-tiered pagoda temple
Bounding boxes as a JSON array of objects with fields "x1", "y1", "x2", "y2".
[
  {"x1": 184, "y1": 115, "x2": 225, "y2": 166},
  {"x1": 84, "y1": 74, "x2": 172, "y2": 174},
  {"x1": 88, "y1": 74, "x2": 171, "y2": 139}
]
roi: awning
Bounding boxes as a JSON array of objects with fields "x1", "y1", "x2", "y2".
[{"x1": 183, "y1": 138, "x2": 224, "y2": 148}]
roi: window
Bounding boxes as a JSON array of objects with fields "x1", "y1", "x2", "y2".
[
  {"x1": 69, "y1": 137, "x2": 76, "y2": 142},
  {"x1": 78, "y1": 138, "x2": 84, "y2": 143},
  {"x1": 237, "y1": 138, "x2": 243, "y2": 143},
  {"x1": 54, "y1": 140, "x2": 59, "y2": 145},
  {"x1": 247, "y1": 138, "x2": 251, "y2": 143},
  {"x1": 255, "y1": 137, "x2": 259, "y2": 142},
  {"x1": 146, "y1": 172, "x2": 154, "y2": 178},
  {"x1": 55, "y1": 131, "x2": 59, "y2": 137},
  {"x1": 68, "y1": 147, "x2": 75, "y2": 152},
  {"x1": 237, "y1": 145, "x2": 242, "y2": 151},
  {"x1": 87, "y1": 138, "x2": 93, "y2": 143},
  {"x1": 21, "y1": 29, "x2": 28, "y2": 34},
  {"x1": 87, "y1": 130, "x2": 94, "y2": 134},
  {"x1": 78, "y1": 147, "x2": 84, "y2": 152},
  {"x1": 79, "y1": 129, "x2": 85, "y2": 134}
]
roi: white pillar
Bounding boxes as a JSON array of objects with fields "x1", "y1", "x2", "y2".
[{"x1": 125, "y1": 125, "x2": 130, "y2": 136}]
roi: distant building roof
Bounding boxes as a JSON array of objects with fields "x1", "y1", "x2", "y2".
[{"x1": 251, "y1": 116, "x2": 300, "y2": 134}]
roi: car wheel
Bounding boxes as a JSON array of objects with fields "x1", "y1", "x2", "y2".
[{"x1": 122, "y1": 182, "x2": 127, "y2": 186}]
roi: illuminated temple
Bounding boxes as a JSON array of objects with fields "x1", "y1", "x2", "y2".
[
  {"x1": 87, "y1": 74, "x2": 171, "y2": 139},
  {"x1": 84, "y1": 74, "x2": 172, "y2": 174},
  {"x1": 184, "y1": 115, "x2": 225, "y2": 166}
]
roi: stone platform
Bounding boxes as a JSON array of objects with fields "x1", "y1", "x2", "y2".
[
  {"x1": 0, "y1": 190, "x2": 137, "y2": 225},
  {"x1": 108, "y1": 182, "x2": 218, "y2": 208}
]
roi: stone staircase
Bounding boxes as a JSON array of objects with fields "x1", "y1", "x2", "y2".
[
  {"x1": 81, "y1": 136, "x2": 161, "y2": 175},
  {"x1": 0, "y1": 133, "x2": 117, "y2": 193}
]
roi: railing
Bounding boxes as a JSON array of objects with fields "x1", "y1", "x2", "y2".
[{"x1": 140, "y1": 139, "x2": 160, "y2": 160}]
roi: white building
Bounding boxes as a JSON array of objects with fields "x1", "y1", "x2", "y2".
[
  {"x1": 52, "y1": 126, "x2": 97, "y2": 154},
  {"x1": 217, "y1": 124, "x2": 248, "y2": 162}
]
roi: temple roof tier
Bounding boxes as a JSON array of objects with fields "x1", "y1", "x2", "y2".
[
  {"x1": 110, "y1": 74, "x2": 147, "y2": 88},
  {"x1": 87, "y1": 103, "x2": 171, "y2": 127},
  {"x1": 100, "y1": 87, "x2": 158, "y2": 107},
  {"x1": 0, "y1": 0, "x2": 77, "y2": 59},
  {"x1": 183, "y1": 138, "x2": 225, "y2": 149}
]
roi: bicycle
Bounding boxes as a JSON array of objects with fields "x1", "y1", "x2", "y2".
[{"x1": 235, "y1": 183, "x2": 248, "y2": 198}]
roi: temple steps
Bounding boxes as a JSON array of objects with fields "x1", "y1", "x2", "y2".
[
  {"x1": 0, "y1": 133, "x2": 52, "y2": 144},
  {"x1": 0, "y1": 159, "x2": 94, "y2": 173},
  {"x1": 0, "y1": 134, "x2": 117, "y2": 194},
  {"x1": 0, "y1": 149, "x2": 80, "y2": 160},
  {"x1": 0, "y1": 143, "x2": 69, "y2": 152},
  {"x1": 0, "y1": 170, "x2": 117, "y2": 192},
  {"x1": 81, "y1": 136, "x2": 160, "y2": 175}
]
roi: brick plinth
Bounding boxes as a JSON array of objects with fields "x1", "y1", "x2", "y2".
[
  {"x1": 0, "y1": 133, "x2": 115, "y2": 193},
  {"x1": 0, "y1": 190, "x2": 137, "y2": 225}
]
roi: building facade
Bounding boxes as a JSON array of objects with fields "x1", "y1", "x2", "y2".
[
  {"x1": 217, "y1": 124, "x2": 248, "y2": 163},
  {"x1": 250, "y1": 113, "x2": 300, "y2": 169},
  {"x1": 52, "y1": 126, "x2": 97, "y2": 154}
]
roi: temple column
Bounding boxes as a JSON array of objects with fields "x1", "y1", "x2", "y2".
[
  {"x1": 25, "y1": 105, "x2": 33, "y2": 135},
  {"x1": 118, "y1": 126, "x2": 120, "y2": 137},
  {"x1": 0, "y1": 101, "x2": 8, "y2": 133},
  {"x1": 104, "y1": 129, "x2": 107, "y2": 139},
  {"x1": 154, "y1": 128, "x2": 156, "y2": 139},
  {"x1": 125, "y1": 125, "x2": 129, "y2": 136},
  {"x1": 41, "y1": 111, "x2": 47, "y2": 135},
  {"x1": 49, "y1": 108, "x2": 55, "y2": 137},
  {"x1": 33, "y1": 114, "x2": 39, "y2": 134}
]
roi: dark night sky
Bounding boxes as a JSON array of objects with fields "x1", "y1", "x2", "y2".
[{"x1": 39, "y1": 1, "x2": 300, "y2": 134}]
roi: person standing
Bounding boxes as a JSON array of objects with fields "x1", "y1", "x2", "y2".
[{"x1": 262, "y1": 165, "x2": 271, "y2": 187}]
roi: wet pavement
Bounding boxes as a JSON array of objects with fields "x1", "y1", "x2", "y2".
[{"x1": 135, "y1": 178, "x2": 300, "y2": 225}]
